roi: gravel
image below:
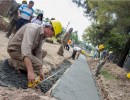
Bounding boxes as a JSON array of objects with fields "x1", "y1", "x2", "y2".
[{"x1": 0, "y1": 59, "x2": 71, "y2": 93}]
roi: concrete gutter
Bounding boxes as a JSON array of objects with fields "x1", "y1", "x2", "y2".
[{"x1": 50, "y1": 55, "x2": 101, "y2": 100}]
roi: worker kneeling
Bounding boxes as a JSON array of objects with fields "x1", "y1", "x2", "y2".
[{"x1": 7, "y1": 20, "x2": 62, "y2": 85}]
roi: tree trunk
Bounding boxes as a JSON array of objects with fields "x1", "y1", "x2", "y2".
[
  {"x1": 113, "y1": 53, "x2": 119, "y2": 63},
  {"x1": 118, "y1": 38, "x2": 130, "y2": 67}
]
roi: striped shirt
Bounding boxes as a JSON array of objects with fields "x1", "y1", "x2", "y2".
[{"x1": 19, "y1": 4, "x2": 34, "y2": 20}]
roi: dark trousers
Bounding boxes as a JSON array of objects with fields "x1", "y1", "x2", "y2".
[
  {"x1": 6, "y1": 18, "x2": 17, "y2": 37},
  {"x1": 16, "y1": 18, "x2": 29, "y2": 31},
  {"x1": 58, "y1": 42, "x2": 67, "y2": 55},
  {"x1": 72, "y1": 50, "x2": 77, "y2": 60},
  {"x1": 66, "y1": 44, "x2": 70, "y2": 51}
]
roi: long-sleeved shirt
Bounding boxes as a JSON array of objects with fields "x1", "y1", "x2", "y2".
[
  {"x1": 62, "y1": 32, "x2": 71, "y2": 43},
  {"x1": 7, "y1": 23, "x2": 46, "y2": 61},
  {"x1": 31, "y1": 17, "x2": 42, "y2": 25}
]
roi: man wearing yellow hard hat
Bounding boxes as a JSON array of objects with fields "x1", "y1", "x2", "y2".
[
  {"x1": 98, "y1": 44, "x2": 105, "y2": 51},
  {"x1": 6, "y1": 20, "x2": 62, "y2": 84},
  {"x1": 98, "y1": 44, "x2": 107, "y2": 59},
  {"x1": 93, "y1": 44, "x2": 107, "y2": 76}
]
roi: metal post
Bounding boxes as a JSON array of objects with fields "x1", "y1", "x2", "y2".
[{"x1": 65, "y1": 21, "x2": 70, "y2": 32}]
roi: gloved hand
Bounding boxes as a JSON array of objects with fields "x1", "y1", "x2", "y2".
[{"x1": 28, "y1": 76, "x2": 41, "y2": 88}]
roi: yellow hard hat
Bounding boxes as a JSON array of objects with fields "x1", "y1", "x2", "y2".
[
  {"x1": 81, "y1": 50, "x2": 85, "y2": 54},
  {"x1": 22, "y1": 0, "x2": 27, "y2": 2},
  {"x1": 51, "y1": 20, "x2": 62, "y2": 36},
  {"x1": 98, "y1": 44, "x2": 105, "y2": 51},
  {"x1": 127, "y1": 73, "x2": 130, "y2": 79},
  {"x1": 22, "y1": 0, "x2": 27, "y2": 3}
]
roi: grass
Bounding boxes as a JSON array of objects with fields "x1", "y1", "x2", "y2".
[{"x1": 100, "y1": 69, "x2": 116, "y2": 80}]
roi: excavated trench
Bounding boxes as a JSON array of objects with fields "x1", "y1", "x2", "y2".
[{"x1": 0, "y1": 59, "x2": 71, "y2": 93}]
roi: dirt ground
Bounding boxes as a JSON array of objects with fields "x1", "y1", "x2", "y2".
[
  {"x1": 0, "y1": 17, "x2": 129, "y2": 100},
  {"x1": 87, "y1": 57, "x2": 130, "y2": 100},
  {"x1": 0, "y1": 31, "x2": 73, "y2": 100}
]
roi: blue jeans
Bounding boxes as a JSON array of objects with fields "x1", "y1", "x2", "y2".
[{"x1": 16, "y1": 18, "x2": 29, "y2": 31}]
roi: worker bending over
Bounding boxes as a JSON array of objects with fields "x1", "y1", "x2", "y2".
[
  {"x1": 7, "y1": 20, "x2": 62, "y2": 84},
  {"x1": 72, "y1": 46, "x2": 81, "y2": 60}
]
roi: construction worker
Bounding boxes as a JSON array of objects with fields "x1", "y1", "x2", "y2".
[
  {"x1": 93, "y1": 44, "x2": 106, "y2": 76},
  {"x1": 7, "y1": 20, "x2": 62, "y2": 84},
  {"x1": 71, "y1": 46, "x2": 81, "y2": 60},
  {"x1": 57, "y1": 28, "x2": 73, "y2": 56},
  {"x1": 6, "y1": 0, "x2": 27, "y2": 38},
  {"x1": 16, "y1": 0, "x2": 34, "y2": 31},
  {"x1": 98, "y1": 44, "x2": 106, "y2": 60}
]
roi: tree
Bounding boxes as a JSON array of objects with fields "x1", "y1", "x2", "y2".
[
  {"x1": 70, "y1": 31, "x2": 79, "y2": 44},
  {"x1": 82, "y1": 0, "x2": 130, "y2": 67},
  {"x1": 35, "y1": 9, "x2": 43, "y2": 16}
]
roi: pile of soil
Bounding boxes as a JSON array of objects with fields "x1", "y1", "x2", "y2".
[{"x1": 87, "y1": 57, "x2": 130, "y2": 100}]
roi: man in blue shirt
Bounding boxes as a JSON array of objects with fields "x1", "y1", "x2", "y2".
[{"x1": 16, "y1": 0, "x2": 34, "y2": 31}]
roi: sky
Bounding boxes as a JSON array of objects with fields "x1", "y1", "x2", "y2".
[{"x1": 16, "y1": 0, "x2": 91, "y2": 40}]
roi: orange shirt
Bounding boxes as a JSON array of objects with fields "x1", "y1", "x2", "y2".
[{"x1": 68, "y1": 40, "x2": 71, "y2": 45}]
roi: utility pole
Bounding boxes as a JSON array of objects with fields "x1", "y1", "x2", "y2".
[
  {"x1": 65, "y1": 21, "x2": 70, "y2": 32},
  {"x1": 59, "y1": 21, "x2": 70, "y2": 39}
]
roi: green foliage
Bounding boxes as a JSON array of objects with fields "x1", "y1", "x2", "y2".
[
  {"x1": 82, "y1": 0, "x2": 130, "y2": 57},
  {"x1": 106, "y1": 33, "x2": 127, "y2": 52},
  {"x1": 100, "y1": 69, "x2": 116, "y2": 80},
  {"x1": 86, "y1": 45, "x2": 92, "y2": 51},
  {"x1": 44, "y1": 18, "x2": 50, "y2": 22},
  {"x1": 35, "y1": 9, "x2": 43, "y2": 16},
  {"x1": 70, "y1": 31, "x2": 79, "y2": 44}
]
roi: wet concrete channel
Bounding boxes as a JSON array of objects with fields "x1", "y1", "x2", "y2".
[
  {"x1": 0, "y1": 59, "x2": 71, "y2": 93},
  {"x1": 51, "y1": 55, "x2": 101, "y2": 100}
]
